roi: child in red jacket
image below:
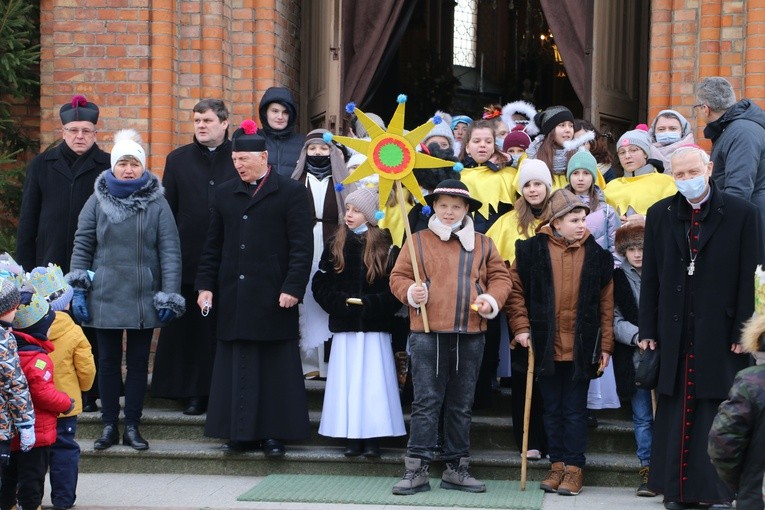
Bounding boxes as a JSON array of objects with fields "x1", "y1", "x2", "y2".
[{"x1": 0, "y1": 288, "x2": 73, "y2": 510}]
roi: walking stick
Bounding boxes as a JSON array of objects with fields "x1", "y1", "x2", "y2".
[
  {"x1": 520, "y1": 338, "x2": 535, "y2": 491},
  {"x1": 395, "y1": 180, "x2": 430, "y2": 332}
]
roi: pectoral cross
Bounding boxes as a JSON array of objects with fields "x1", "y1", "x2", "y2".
[{"x1": 687, "y1": 260, "x2": 695, "y2": 276}]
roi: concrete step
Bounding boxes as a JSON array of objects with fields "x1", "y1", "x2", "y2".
[
  {"x1": 78, "y1": 440, "x2": 642, "y2": 488},
  {"x1": 77, "y1": 407, "x2": 638, "y2": 455}
]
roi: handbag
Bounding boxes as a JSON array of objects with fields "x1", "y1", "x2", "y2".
[{"x1": 633, "y1": 346, "x2": 660, "y2": 390}]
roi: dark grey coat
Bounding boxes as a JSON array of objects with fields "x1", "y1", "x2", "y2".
[
  {"x1": 67, "y1": 171, "x2": 184, "y2": 329},
  {"x1": 706, "y1": 99, "x2": 765, "y2": 239}
]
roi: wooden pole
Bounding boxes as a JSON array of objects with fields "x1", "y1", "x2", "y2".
[
  {"x1": 394, "y1": 180, "x2": 429, "y2": 332},
  {"x1": 520, "y1": 339, "x2": 535, "y2": 491}
]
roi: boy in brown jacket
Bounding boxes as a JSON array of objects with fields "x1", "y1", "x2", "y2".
[
  {"x1": 506, "y1": 188, "x2": 614, "y2": 496},
  {"x1": 389, "y1": 180, "x2": 512, "y2": 495}
]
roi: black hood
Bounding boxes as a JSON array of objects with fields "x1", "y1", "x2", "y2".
[
  {"x1": 704, "y1": 99, "x2": 765, "y2": 141},
  {"x1": 258, "y1": 87, "x2": 298, "y2": 137}
]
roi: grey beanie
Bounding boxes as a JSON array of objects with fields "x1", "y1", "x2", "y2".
[
  {"x1": 0, "y1": 278, "x2": 21, "y2": 318},
  {"x1": 617, "y1": 129, "x2": 652, "y2": 158},
  {"x1": 345, "y1": 186, "x2": 380, "y2": 226}
]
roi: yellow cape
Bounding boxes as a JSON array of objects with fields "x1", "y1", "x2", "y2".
[
  {"x1": 379, "y1": 199, "x2": 414, "y2": 247},
  {"x1": 459, "y1": 165, "x2": 517, "y2": 219},
  {"x1": 604, "y1": 172, "x2": 677, "y2": 216},
  {"x1": 485, "y1": 210, "x2": 542, "y2": 264}
]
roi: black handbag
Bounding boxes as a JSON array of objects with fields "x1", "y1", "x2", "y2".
[{"x1": 633, "y1": 346, "x2": 660, "y2": 390}]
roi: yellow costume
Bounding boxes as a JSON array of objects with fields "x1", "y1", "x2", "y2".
[
  {"x1": 485, "y1": 211, "x2": 542, "y2": 264},
  {"x1": 604, "y1": 171, "x2": 677, "y2": 216},
  {"x1": 380, "y1": 197, "x2": 414, "y2": 247},
  {"x1": 459, "y1": 165, "x2": 517, "y2": 220}
]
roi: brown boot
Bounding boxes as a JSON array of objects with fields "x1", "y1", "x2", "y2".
[
  {"x1": 557, "y1": 465, "x2": 584, "y2": 495},
  {"x1": 394, "y1": 351, "x2": 409, "y2": 388},
  {"x1": 539, "y1": 461, "x2": 565, "y2": 492}
]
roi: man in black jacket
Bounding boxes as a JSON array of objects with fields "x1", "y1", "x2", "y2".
[
  {"x1": 16, "y1": 95, "x2": 110, "y2": 273},
  {"x1": 639, "y1": 146, "x2": 762, "y2": 510},
  {"x1": 16, "y1": 95, "x2": 110, "y2": 413},
  {"x1": 151, "y1": 99, "x2": 238, "y2": 416},
  {"x1": 195, "y1": 120, "x2": 313, "y2": 458}
]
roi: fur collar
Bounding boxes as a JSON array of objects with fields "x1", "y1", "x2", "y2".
[
  {"x1": 94, "y1": 170, "x2": 164, "y2": 223},
  {"x1": 741, "y1": 314, "x2": 765, "y2": 354},
  {"x1": 562, "y1": 130, "x2": 595, "y2": 152},
  {"x1": 427, "y1": 214, "x2": 475, "y2": 251}
]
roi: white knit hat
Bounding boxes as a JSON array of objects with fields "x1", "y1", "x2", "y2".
[
  {"x1": 111, "y1": 129, "x2": 146, "y2": 171},
  {"x1": 517, "y1": 159, "x2": 553, "y2": 191}
]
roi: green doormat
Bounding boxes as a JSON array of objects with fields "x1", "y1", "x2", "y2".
[{"x1": 238, "y1": 474, "x2": 543, "y2": 509}]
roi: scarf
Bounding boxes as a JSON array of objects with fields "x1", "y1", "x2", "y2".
[
  {"x1": 427, "y1": 214, "x2": 476, "y2": 251},
  {"x1": 650, "y1": 131, "x2": 695, "y2": 174},
  {"x1": 104, "y1": 170, "x2": 150, "y2": 199}
]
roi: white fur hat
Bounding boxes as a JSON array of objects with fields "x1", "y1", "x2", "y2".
[{"x1": 111, "y1": 129, "x2": 146, "y2": 171}]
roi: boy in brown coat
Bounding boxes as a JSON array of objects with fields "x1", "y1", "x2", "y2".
[
  {"x1": 506, "y1": 188, "x2": 614, "y2": 496},
  {"x1": 389, "y1": 180, "x2": 512, "y2": 495}
]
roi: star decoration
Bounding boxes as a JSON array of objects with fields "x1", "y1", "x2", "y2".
[{"x1": 324, "y1": 95, "x2": 462, "y2": 212}]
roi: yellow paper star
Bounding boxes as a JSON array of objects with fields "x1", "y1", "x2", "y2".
[{"x1": 326, "y1": 95, "x2": 460, "y2": 212}]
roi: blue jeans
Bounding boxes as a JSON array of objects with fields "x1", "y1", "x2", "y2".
[
  {"x1": 406, "y1": 332, "x2": 484, "y2": 461},
  {"x1": 97, "y1": 328, "x2": 153, "y2": 426},
  {"x1": 49, "y1": 416, "x2": 79, "y2": 508},
  {"x1": 537, "y1": 361, "x2": 590, "y2": 468},
  {"x1": 631, "y1": 388, "x2": 653, "y2": 466}
]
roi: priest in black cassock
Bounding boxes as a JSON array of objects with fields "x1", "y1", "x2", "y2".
[
  {"x1": 638, "y1": 145, "x2": 762, "y2": 510},
  {"x1": 195, "y1": 120, "x2": 313, "y2": 458}
]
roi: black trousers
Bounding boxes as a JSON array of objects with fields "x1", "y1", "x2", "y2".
[{"x1": 0, "y1": 446, "x2": 50, "y2": 510}]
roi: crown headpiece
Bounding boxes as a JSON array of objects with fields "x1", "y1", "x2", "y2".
[
  {"x1": 29, "y1": 264, "x2": 69, "y2": 299},
  {"x1": 12, "y1": 285, "x2": 50, "y2": 330}
]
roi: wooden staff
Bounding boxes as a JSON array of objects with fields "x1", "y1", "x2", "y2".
[
  {"x1": 520, "y1": 338, "x2": 535, "y2": 491},
  {"x1": 394, "y1": 180, "x2": 430, "y2": 332}
]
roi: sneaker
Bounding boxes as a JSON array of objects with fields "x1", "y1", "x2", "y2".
[
  {"x1": 557, "y1": 465, "x2": 584, "y2": 496},
  {"x1": 636, "y1": 466, "x2": 657, "y2": 497},
  {"x1": 440, "y1": 457, "x2": 486, "y2": 493},
  {"x1": 539, "y1": 461, "x2": 565, "y2": 493},
  {"x1": 392, "y1": 457, "x2": 431, "y2": 495}
]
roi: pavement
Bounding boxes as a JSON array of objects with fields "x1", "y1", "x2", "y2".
[{"x1": 43, "y1": 473, "x2": 669, "y2": 509}]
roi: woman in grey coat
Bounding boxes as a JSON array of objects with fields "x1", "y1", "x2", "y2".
[{"x1": 66, "y1": 129, "x2": 184, "y2": 451}]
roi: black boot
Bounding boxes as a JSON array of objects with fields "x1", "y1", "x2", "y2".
[
  {"x1": 123, "y1": 424, "x2": 149, "y2": 450},
  {"x1": 363, "y1": 438, "x2": 380, "y2": 458},
  {"x1": 344, "y1": 439, "x2": 363, "y2": 457},
  {"x1": 94, "y1": 424, "x2": 119, "y2": 450},
  {"x1": 183, "y1": 397, "x2": 207, "y2": 416}
]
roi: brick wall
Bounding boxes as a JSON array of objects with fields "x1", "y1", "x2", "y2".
[
  {"x1": 38, "y1": 0, "x2": 301, "y2": 175},
  {"x1": 649, "y1": 0, "x2": 764, "y2": 148}
]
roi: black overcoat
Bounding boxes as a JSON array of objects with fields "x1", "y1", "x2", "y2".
[
  {"x1": 639, "y1": 187, "x2": 762, "y2": 399},
  {"x1": 195, "y1": 170, "x2": 313, "y2": 341},
  {"x1": 162, "y1": 137, "x2": 237, "y2": 284},
  {"x1": 311, "y1": 229, "x2": 402, "y2": 333},
  {"x1": 16, "y1": 143, "x2": 110, "y2": 272}
]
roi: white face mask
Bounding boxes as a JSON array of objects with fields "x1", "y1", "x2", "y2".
[
  {"x1": 674, "y1": 175, "x2": 707, "y2": 200},
  {"x1": 495, "y1": 137, "x2": 505, "y2": 149},
  {"x1": 656, "y1": 131, "x2": 681, "y2": 145}
]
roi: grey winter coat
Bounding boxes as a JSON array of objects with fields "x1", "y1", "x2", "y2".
[
  {"x1": 67, "y1": 171, "x2": 184, "y2": 329},
  {"x1": 705, "y1": 99, "x2": 765, "y2": 238}
]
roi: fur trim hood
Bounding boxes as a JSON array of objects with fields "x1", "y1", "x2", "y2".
[
  {"x1": 740, "y1": 313, "x2": 765, "y2": 353},
  {"x1": 93, "y1": 170, "x2": 164, "y2": 223},
  {"x1": 563, "y1": 130, "x2": 596, "y2": 152},
  {"x1": 502, "y1": 101, "x2": 539, "y2": 136}
]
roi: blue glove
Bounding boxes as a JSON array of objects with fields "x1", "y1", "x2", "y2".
[
  {"x1": 158, "y1": 308, "x2": 176, "y2": 323},
  {"x1": 72, "y1": 289, "x2": 91, "y2": 324}
]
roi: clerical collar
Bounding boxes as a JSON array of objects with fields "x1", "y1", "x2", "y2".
[{"x1": 686, "y1": 187, "x2": 711, "y2": 210}]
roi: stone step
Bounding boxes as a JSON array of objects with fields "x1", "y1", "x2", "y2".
[
  {"x1": 77, "y1": 406, "x2": 639, "y2": 455},
  {"x1": 79, "y1": 440, "x2": 642, "y2": 488}
]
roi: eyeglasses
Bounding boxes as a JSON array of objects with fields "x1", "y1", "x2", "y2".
[
  {"x1": 692, "y1": 104, "x2": 706, "y2": 109},
  {"x1": 63, "y1": 127, "x2": 96, "y2": 136},
  {"x1": 616, "y1": 146, "x2": 643, "y2": 157}
]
